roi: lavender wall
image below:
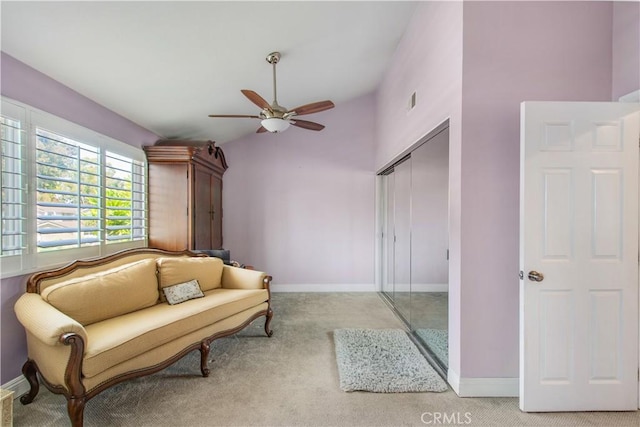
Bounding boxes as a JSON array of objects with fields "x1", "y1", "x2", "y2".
[
  {"x1": 459, "y1": 1, "x2": 613, "y2": 379},
  {"x1": 0, "y1": 275, "x2": 27, "y2": 385},
  {"x1": 222, "y1": 94, "x2": 376, "y2": 290},
  {"x1": 375, "y1": 0, "x2": 465, "y2": 378},
  {"x1": 612, "y1": 1, "x2": 640, "y2": 100},
  {"x1": 375, "y1": 1, "x2": 463, "y2": 169},
  {"x1": 1, "y1": 52, "x2": 159, "y2": 148},
  {"x1": 0, "y1": 53, "x2": 159, "y2": 384}
]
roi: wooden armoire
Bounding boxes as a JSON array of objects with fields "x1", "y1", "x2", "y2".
[{"x1": 143, "y1": 141, "x2": 228, "y2": 251}]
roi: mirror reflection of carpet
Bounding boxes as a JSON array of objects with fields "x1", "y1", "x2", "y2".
[{"x1": 416, "y1": 328, "x2": 449, "y2": 368}]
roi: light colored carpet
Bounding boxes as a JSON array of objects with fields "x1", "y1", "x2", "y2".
[
  {"x1": 334, "y1": 328, "x2": 448, "y2": 393},
  {"x1": 415, "y1": 328, "x2": 448, "y2": 368},
  {"x1": 10, "y1": 293, "x2": 640, "y2": 426}
]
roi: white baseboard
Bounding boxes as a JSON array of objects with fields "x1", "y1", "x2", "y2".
[
  {"x1": 271, "y1": 283, "x2": 377, "y2": 292},
  {"x1": 448, "y1": 369, "x2": 518, "y2": 397},
  {"x1": 271, "y1": 283, "x2": 449, "y2": 293},
  {"x1": 1, "y1": 375, "x2": 29, "y2": 400}
]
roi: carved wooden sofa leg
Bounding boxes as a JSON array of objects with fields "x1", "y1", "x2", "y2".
[
  {"x1": 67, "y1": 397, "x2": 86, "y2": 427},
  {"x1": 199, "y1": 341, "x2": 211, "y2": 377},
  {"x1": 264, "y1": 308, "x2": 274, "y2": 337},
  {"x1": 263, "y1": 276, "x2": 274, "y2": 338},
  {"x1": 19, "y1": 359, "x2": 40, "y2": 404}
]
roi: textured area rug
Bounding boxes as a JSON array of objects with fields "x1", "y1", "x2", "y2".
[
  {"x1": 333, "y1": 328, "x2": 448, "y2": 393},
  {"x1": 416, "y1": 328, "x2": 449, "y2": 368}
]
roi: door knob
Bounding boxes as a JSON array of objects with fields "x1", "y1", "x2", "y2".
[{"x1": 528, "y1": 271, "x2": 544, "y2": 282}]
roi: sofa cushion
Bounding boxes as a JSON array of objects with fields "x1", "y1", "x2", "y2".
[
  {"x1": 40, "y1": 259, "x2": 159, "y2": 326},
  {"x1": 163, "y1": 279, "x2": 204, "y2": 305},
  {"x1": 157, "y1": 257, "x2": 223, "y2": 301},
  {"x1": 82, "y1": 288, "x2": 268, "y2": 378}
]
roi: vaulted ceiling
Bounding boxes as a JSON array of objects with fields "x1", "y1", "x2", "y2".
[{"x1": 1, "y1": 1, "x2": 417, "y2": 143}]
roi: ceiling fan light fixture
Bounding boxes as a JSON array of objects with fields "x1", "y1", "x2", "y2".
[
  {"x1": 208, "y1": 51, "x2": 334, "y2": 135},
  {"x1": 261, "y1": 117, "x2": 290, "y2": 133}
]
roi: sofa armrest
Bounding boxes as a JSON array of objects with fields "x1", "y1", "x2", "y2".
[
  {"x1": 221, "y1": 265, "x2": 271, "y2": 290},
  {"x1": 14, "y1": 293, "x2": 88, "y2": 346}
]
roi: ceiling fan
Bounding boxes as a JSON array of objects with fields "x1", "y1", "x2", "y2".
[{"x1": 208, "y1": 52, "x2": 335, "y2": 133}]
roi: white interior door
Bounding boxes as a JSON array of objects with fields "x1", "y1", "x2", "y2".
[{"x1": 520, "y1": 101, "x2": 640, "y2": 411}]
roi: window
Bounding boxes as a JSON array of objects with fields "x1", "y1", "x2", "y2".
[{"x1": 1, "y1": 98, "x2": 147, "y2": 277}]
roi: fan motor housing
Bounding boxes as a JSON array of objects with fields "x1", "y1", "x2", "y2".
[{"x1": 266, "y1": 52, "x2": 280, "y2": 64}]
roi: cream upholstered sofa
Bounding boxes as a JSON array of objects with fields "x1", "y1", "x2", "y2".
[{"x1": 14, "y1": 248, "x2": 273, "y2": 427}]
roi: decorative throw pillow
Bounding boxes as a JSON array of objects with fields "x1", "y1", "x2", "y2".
[
  {"x1": 156, "y1": 257, "x2": 223, "y2": 302},
  {"x1": 162, "y1": 279, "x2": 205, "y2": 305}
]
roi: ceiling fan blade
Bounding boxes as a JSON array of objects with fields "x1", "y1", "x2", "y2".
[
  {"x1": 256, "y1": 126, "x2": 268, "y2": 133},
  {"x1": 291, "y1": 119, "x2": 325, "y2": 131},
  {"x1": 208, "y1": 114, "x2": 261, "y2": 119},
  {"x1": 288, "y1": 100, "x2": 335, "y2": 116},
  {"x1": 241, "y1": 89, "x2": 271, "y2": 110}
]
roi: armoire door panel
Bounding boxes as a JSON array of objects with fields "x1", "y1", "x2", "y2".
[
  {"x1": 147, "y1": 163, "x2": 189, "y2": 251},
  {"x1": 194, "y1": 166, "x2": 214, "y2": 250},
  {"x1": 211, "y1": 176, "x2": 223, "y2": 249}
]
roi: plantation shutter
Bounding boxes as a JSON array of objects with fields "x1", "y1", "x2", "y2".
[
  {"x1": 1, "y1": 113, "x2": 26, "y2": 256},
  {"x1": 35, "y1": 128, "x2": 101, "y2": 250},
  {"x1": 105, "y1": 151, "x2": 146, "y2": 243}
]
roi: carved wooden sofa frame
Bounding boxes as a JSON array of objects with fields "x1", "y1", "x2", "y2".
[{"x1": 15, "y1": 248, "x2": 273, "y2": 427}]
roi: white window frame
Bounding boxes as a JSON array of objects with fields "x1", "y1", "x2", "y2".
[{"x1": 1, "y1": 98, "x2": 148, "y2": 278}]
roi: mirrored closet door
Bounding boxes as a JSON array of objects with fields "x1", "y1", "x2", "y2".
[
  {"x1": 379, "y1": 125, "x2": 449, "y2": 372},
  {"x1": 410, "y1": 128, "x2": 449, "y2": 369},
  {"x1": 393, "y1": 158, "x2": 412, "y2": 324}
]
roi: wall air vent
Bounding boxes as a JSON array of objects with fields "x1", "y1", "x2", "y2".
[{"x1": 409, "y1": 91, "x2": 417, "y2": 111}]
